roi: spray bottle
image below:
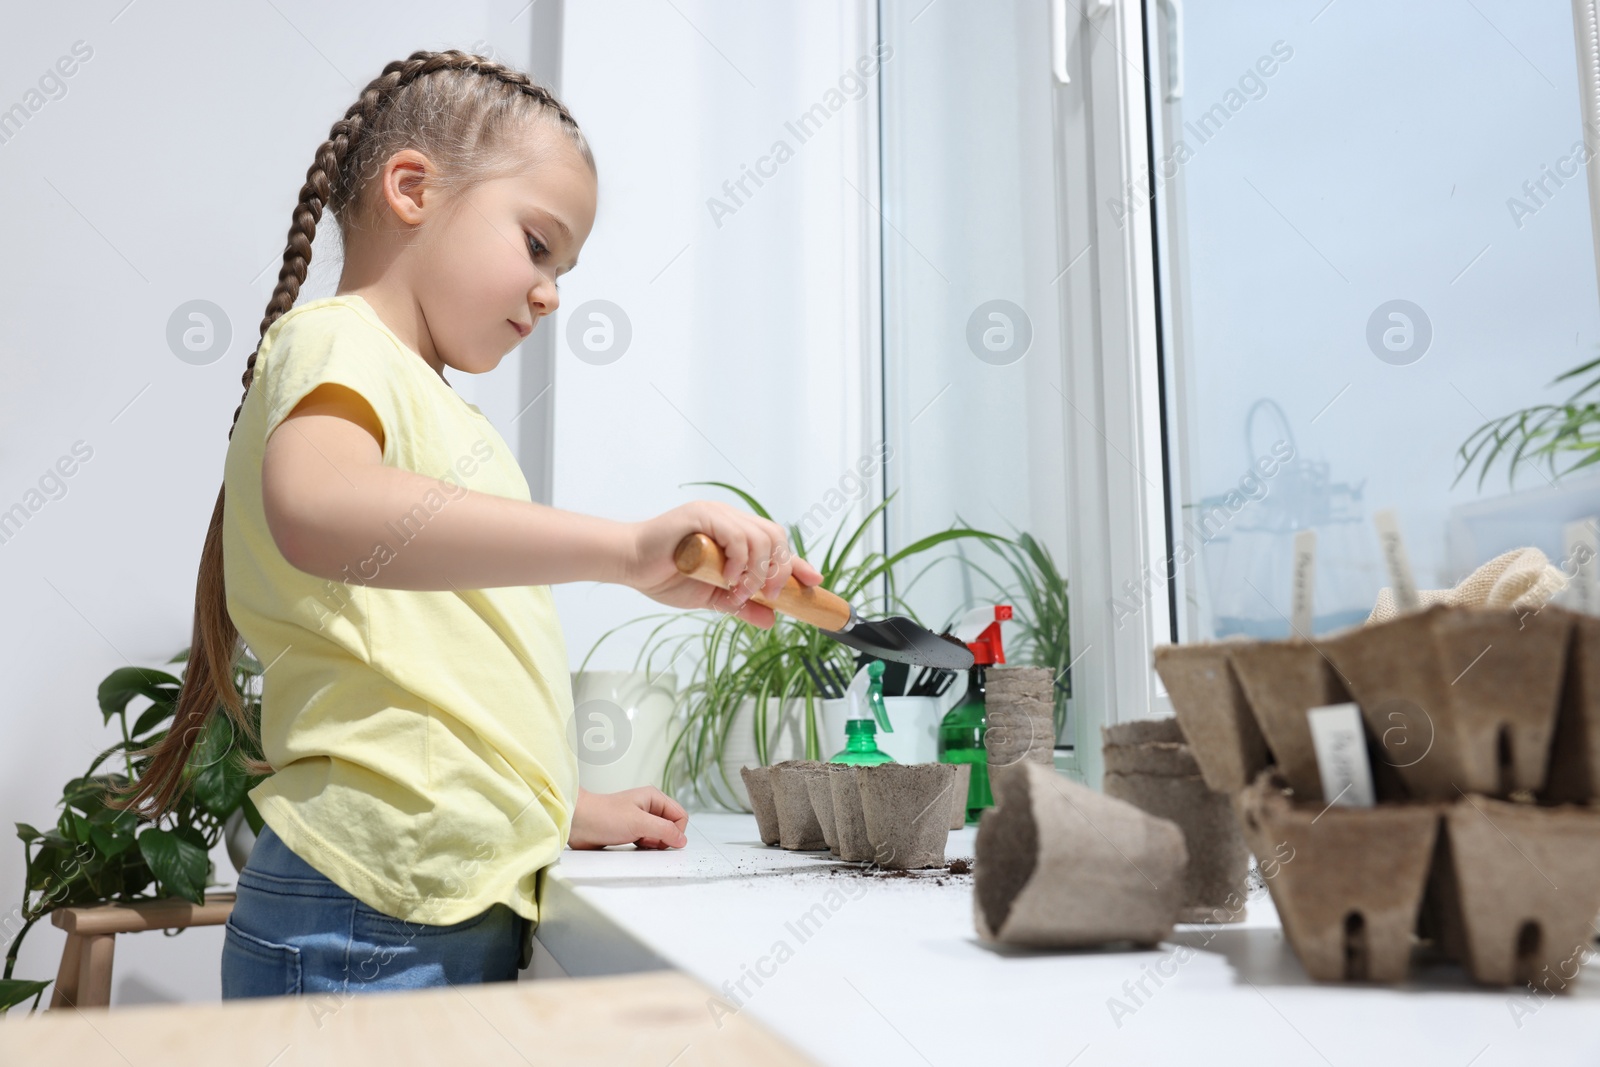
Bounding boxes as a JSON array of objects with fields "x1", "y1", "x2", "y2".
[
  {"x1": 829, "y1": 659, "x2": 896, "y2": 765},
  {"x1": 937, "y1": 604, "x2": 1013, "y2": 822}
]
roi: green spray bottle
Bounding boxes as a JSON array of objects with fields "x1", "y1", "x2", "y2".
[
  {"x1": 937, "y1": 604, "x2": 1013, "y2": 823},
  {"x1": 829, "y1": 660, "x2": 896, "y2": 765}
]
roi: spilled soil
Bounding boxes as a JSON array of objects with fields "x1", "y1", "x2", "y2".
[{"x1": 822, "y1": 856, "x2": 975, "y2": 887}]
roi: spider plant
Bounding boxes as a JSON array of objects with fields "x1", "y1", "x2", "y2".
[
  {"x1": 577, "y1": 482, "x2": 1004, "y2": 810},
  {"x1": 1456, "y1": 355, "x2": 1600, "y2": 489},
  {"x1": 907, "y1": 528, "x2": 1072, "y2": 739}
]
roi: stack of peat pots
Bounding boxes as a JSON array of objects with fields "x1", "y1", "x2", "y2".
[
  {"x1": 1102, "y1": 718, "x2": 1251, "y2": 924},
  {"x1": 740, "y1": 759, "x2": 968, "y2": 869},
  {"x1": 1154, "y1": 602, "x2": 1600, "y2": 987},
  {"x1": 984, "y1": 667, "x2": 1058, "y2": 769}
]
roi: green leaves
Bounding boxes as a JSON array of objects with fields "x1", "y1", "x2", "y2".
[
  {"x1": 96, "y1": 667, "x2": 181, "y2": 726},
  {"x1": 682, "y1": 480, "x2": 772, "y2": 521},
  {"x1": 63, "y1": 775, "x2": 111, "y2": 817},
  {"x1": 20, "y1": 829, "x2": 99, "y2": 915},
  {"x1": 1455, "y1": 354, "x2": 1600, "y2": 490},
  {"x1": 184, "y1": 690, "x2": 269, "y2": 819},
  {"x1": 971, "y1": 529, "x2": 1073, "y2": 736},
  {"x1": 0, "y1": 979, "x2": 51, "y2": 1015},
  {"x1": 89, "y1": 824, "x2": 135, "y2": 859},
  {"x1": 598, "y1": 483, "x2": 1005, "y2": 809},
  {"x1": 137, "y1": 827, "x2": 210, "y2": 904},
  {"x1": 4, "y1": 649, "x2": 267, "y2": 1008},
  {"x1": 849, "y1": 526, "x2": 1007, "y2": 594},
  {"x1": 242, "y1": 796, "x2": 265, "y2": 836},
  {"x1": 131, "y1": 699, "x2": 178, "y2": 738}
]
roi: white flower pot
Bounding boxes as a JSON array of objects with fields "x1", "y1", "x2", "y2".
[
  {"x1": 819, "y1": 695, "x2": 951, "y2": 765},
  {"x1": 712, "y1": 696, "x2": 811, "y2": 810},
  {"x1": 568, "y1": 670, "x2": 678, "y2": 795},
  {"x1": 223, "y1": 807, "x2": 257, "y2": 875}
]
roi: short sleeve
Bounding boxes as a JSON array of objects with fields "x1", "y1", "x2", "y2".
[{"x1": 257, "y1": 305, "x2": 407, "y2": 454}]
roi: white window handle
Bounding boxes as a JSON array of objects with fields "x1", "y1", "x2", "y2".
[
  {"x1": 1160, "y1": 0, "x2": 1184, "y2": 100},
  {"x1": 1052, "y1": 0, "x2": 1070, "y2": 85},
  {"x1": 1056, "y1": 0, "x2": 1123, "y2": 86}
]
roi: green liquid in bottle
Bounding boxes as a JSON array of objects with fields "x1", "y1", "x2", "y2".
[
  {"x1": 938, "y1": 667, "x2": 992, "y2": 823},
  {"x1": 830, "y1": 719, "x2": 896, "y2": 765}
]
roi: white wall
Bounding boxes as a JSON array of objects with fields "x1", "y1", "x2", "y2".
[{"x1": 0, "y1": 0, "x2": 873, "y2": 1009}]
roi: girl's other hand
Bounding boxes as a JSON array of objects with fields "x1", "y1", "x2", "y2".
[
  {"x1": 621, "y1": 501, "x2": 823, "y2": 629},
  {"x1": 568, "y1": 785, "x2": 689, "y2": 850}
]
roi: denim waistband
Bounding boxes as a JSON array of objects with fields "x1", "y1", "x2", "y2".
[{"x1": 237, "y1": 821, "x2": 359, "y2": 900}]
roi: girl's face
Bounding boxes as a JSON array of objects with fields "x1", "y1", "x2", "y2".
[{"x1": 373, "y1": 123, "x2": 597, "y2": 377}]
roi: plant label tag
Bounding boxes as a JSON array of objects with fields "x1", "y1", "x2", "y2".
[
  {"x1": 1373, "y1": 509, "x2": 1420, "y2": 614},
  {"x1": 1563, "y1": 518, "x2": 1600, "y2": 615},
  {"x1": 1291, "y1": 529, "x2": 1317, "y2": 637},
  {"x1": 1307, "y1": 702, "x2": 1376, "y2": 808}
]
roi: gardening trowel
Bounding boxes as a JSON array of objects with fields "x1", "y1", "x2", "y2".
[{"x1": 673, "y1": 533, "x2": 975, "y2": 671}]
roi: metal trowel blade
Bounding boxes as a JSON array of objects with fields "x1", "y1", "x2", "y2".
[{"x1": 822, "y1": 614, "x2": 974, "y2": 671}]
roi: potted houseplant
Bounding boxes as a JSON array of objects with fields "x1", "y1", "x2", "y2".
[
  {"x1": 1, "y1": 650, "x2": 267, "y2": 1016},
  {"x1": 577, "y1": 482, "x2": 1005, "y2": 810}
]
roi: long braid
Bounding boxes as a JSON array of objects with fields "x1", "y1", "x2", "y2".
[{"x1": 112, "y1": 49, "x2": 589, "y2": 820}]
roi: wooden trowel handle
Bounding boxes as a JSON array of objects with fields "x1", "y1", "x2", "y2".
[{"x1": 674, "y1": 532, "x2": 851, "y2": 631}]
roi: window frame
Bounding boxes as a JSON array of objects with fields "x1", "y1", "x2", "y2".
[{"x1": 1052, "y1": 0, "x2": 1176, "y2": 785}]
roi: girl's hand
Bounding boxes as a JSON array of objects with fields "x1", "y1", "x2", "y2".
[
  {"x1": 568, "y1": 785, "x2": 689, "y2": 850},
  {"x1": 621, "y1": 501, "x2": 823, "y2": 629}
]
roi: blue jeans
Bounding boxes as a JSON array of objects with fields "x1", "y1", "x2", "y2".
[{"x1": 221, "y1": 822, "x2": 527, "y2": 1000}]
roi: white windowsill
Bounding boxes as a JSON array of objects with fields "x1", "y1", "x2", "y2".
[{"x1": 529, "y1": 811, "x2": 1600, "y2": 1066}]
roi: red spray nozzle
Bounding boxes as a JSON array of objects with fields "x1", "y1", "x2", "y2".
[{"x1": 963, "y1": 604, "x2": 1012, "y2": 667}]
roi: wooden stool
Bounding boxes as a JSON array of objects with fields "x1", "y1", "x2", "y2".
[{"x1": 48, "y1": 893, "x2": 235, "y2": 1010}]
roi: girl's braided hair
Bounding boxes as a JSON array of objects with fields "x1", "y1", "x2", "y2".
[{"x1": 112, "y1": 50, "x2": 593, "y2": 818}]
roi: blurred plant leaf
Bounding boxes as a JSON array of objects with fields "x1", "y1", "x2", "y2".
[
  {"x1": 131, "y1": 698, "x2": 177, "y2": 739},
  {"x1": 1456, "y1": 354, "x2": 1600, "y2": 489},
  {"x1": 0, "y1": 979, "x2": 51, "y2": 1015},
  {"x1": 137, "y1": 828, "x2": 208, "y2": 905},
  {"x1": 242, "y1": 796, "x2": 265, "y2": 836},
  {"x1": 5, "y1": 649, "x2": 265, "y2": 997},
  {"x1": 96, "y1": 667, "x2": 180, "y2": 725}
]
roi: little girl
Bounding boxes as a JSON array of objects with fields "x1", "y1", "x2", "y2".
[{"x1": 113, "y1": 49, "x2": 820, "y2": 999}]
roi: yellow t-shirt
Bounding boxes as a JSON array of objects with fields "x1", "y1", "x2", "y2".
[{"x1": 222, "y1": 293, "x2": 578, "y2": 927}]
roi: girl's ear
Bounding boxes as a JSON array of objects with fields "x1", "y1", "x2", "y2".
[{"x1": 379, "y1": 149, "x2": 435, "y2": 225}]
